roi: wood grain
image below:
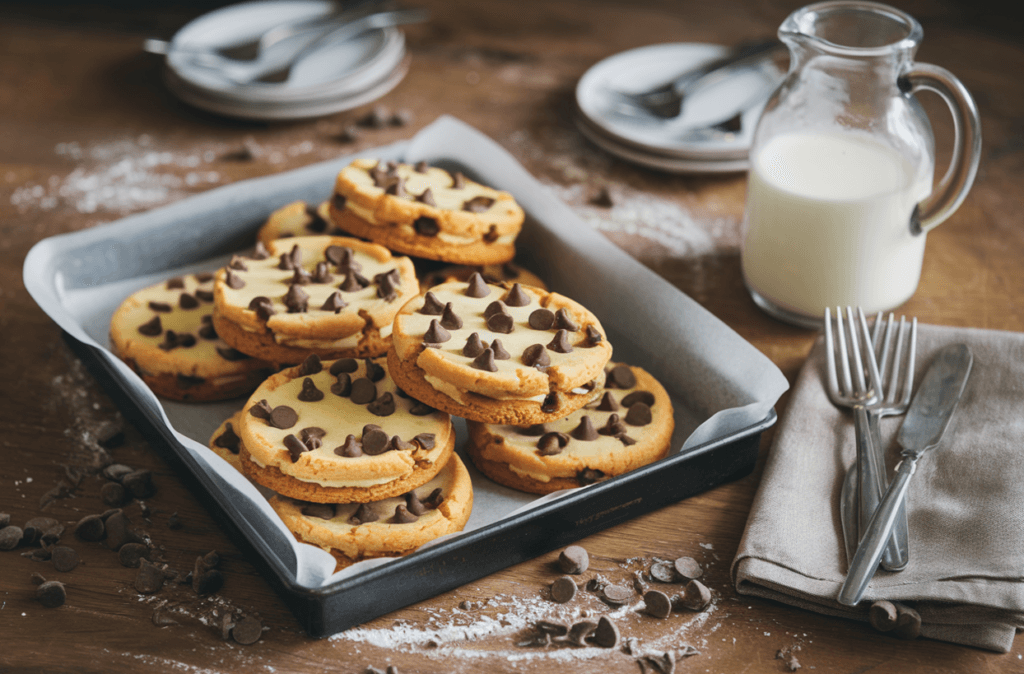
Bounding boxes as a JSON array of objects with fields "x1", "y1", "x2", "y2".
[{"x1": 1, "y1": 1, "x2": 1021, "y2": 672}]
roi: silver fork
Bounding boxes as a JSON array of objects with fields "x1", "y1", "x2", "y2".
[{"x1": 825, "y1": 307, "x2": 890, "y2": 566}]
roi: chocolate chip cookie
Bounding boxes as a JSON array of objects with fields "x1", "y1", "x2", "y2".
[{"x1": 208, "y1": 411, "x2": 246, "y2": 473}]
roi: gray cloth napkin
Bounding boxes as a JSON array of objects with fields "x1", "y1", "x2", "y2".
[{"x1": 732, "y1": 324, "x2": 1024, "y2": 652}]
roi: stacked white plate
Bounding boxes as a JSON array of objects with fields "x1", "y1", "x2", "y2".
[
  {"x1": 160, "y1": 0, "x2": 409, "y2": 121},
  {"x1": 575, "y1": 43, "x2": 785, "y2": 173}
]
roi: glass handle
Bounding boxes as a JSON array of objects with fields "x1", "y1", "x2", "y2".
[{"x1": 898, "y1": 63, "x2": 982, "y2": 235}]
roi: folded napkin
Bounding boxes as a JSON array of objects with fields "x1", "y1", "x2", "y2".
[{"x1": 732, "y1": 324, "x2": 1024, "y2": 652}]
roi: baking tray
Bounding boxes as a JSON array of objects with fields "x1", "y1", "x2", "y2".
[{"x1": 25, "y1": 116, "x2": 788, "y2": 637}]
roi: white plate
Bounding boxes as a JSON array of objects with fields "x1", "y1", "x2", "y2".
[{"x1": 576, "y1": 42, "x2": 784, "y2": 161}]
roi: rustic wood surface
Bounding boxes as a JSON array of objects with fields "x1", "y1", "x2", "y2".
[{"x1": 1, "y1": 1, "x2": 1021, "y2": 672}]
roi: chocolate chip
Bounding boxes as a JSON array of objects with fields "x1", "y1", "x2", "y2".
[
  {"x1": 297, "y1": 378, "x2": 324, "y2": 402},
  {"x1": 414, "y1": 161, "x2": 429, "y2": 173},
  {"x1": 870, "y1": 601, "x2": 899, "y2": 633},
  {"x1": 104, "y1": 512, "x2": 138, "y2": 551},
  {"x1": 465, "y1": 272, "x2": 490, "y2": 298},
  {"x1": 503, "y1": 283, "x2": 530, "y2": 307},
  {"x1": 123, "y1": 469, "x2": 155, "y2": 499},
  {"x1": 37, "y1": 580, "x2": 66, "y2": 607},
  {"x1": 420, "y1": 291, "x2": 444, "y2": 315},
  {"x1": 46, "y1": 545, "x2": 77, "y2": 572},
  {"x1": 138, "y1": 316, "x2": 162, "y2": 336},
  {"x1": 389, "y1": 435, "x2": 413, "y2": 451},
  {"x1": 462, "y1": 332, "x2": 486, "y2": 358},
  {"x1": 278, "y1": 251, "x2": 296, "y2": 270},
  {"x1": 567, "y1": 620, "x2": 598, "y2": 647},
  {"x1": 571, "y1": 416, "x2": 599, "y2": 441},
  {"x1": 283, "y1": 434, "x2": 306, "y2": 461},
  {"x1": 292, "y1": 268, "x2": 311, "y2": 287},
  {"x1": 625, "y1": 402, "x2": 653, "y2": 426},
  {"x1": 325, "y1": 246, "x2": 355, "y2": 271},
  {"x1": 334, "y1": 434, "x2": 362, "y2": 457},
  {"x1": 301, "y1": 503, "x2": 336, "y2": 520},
  {"x1": 284, "y1": 284, "x2": 309, "y2": 313},
  {"x1": 438, "y1": 302, "x2": 463, "y2": 330},
  {"x1": 195, "y1": 289, "x2": 215, "y2": 303},
  {"x1": 577, "y1": 468, "x2": 605, "y2": 485},
  {"x1": 349, "y1": 503, "x2": 378, "y2": 525},
  {"x1": 369, "y1": 162, "x2": 390, "y2": 186},
  {"x1": 0, "y1": 526, "x2": 22, "y2": 550},
  {"x1": 678, "y1": 579, "x2": 711, "y2": 611},
  {"x1": 585, "y1": 325, "x2": 603, "y2": 347},
  {"x1": 74, "y1": 515, "x2": 105, "y2": 542},
  {"x1": 463, "y1": 196, "x2": 494, "y2": 213},
  {"x1": 472, "y1": 348, "x2": 497, "y2": 372},
  {"x1": 540, "y1": 575, "x2": 577, "y2": 605},
  {"x1": 330, "y1": 358, "x2": 358, "y2": 375},
  {"x1": 409, "y1": 401, "x2": 435, "y2": 416},
  {"x1": 537, "y1": 431, "x2": 570, "y2": 456},
  {"x1": 617, "y1": 433, "x2": 637, "y2": 446},
  {"x1": 231, "y1": 616, "x2": 263, "y2": 645},
  {"x1": 622, "y1": 391, "x2": 655, "y2": 408},
  {"x1": 248, "y1": 296, "x2": 275, "y2": 320},
  {"x1": 101, "y1": 481, "x2": 127, "y2": 507},
  {"x1": 376, "y1": 273, "x2": 398, "y2": 302},
  {"x1": 118, "y1": 542, "x2": 150, "y2": 568},
  {"x1": 598, "y1": 414, "x2": 627, "y2": 437},
  {"x1": 148, "y1": 301, "x2": 172, "y2": 312},
  {"x1": 602, "y1": 584, "x2": 632, "y2": 606},
  {"x1": 214, "y1": 423, "x2": 241, "y2": 454},
  {"x1": 449, "y1": 171, "x2": 466, "y2": 189},
  {"x1": 607, "y1": 365, "x2": 637, "y2": 389},
  {"x1": 413, "y1": 433, "x2": 435, "y2": 449},
  {"x1": 553, "y1": 308, "x2": 579, "y2": 332},
  {"x1": 269, "y1": 405, "x2": 298, "y2": 429},
  {"x1": 673, "y1": 557, "x2": 702, "y2": 581},
  {"x1": 391, "y1": 504, "x2": 419, "y2": 524},
  {"x1": 102, "y1": 463, "x2": 133, "y2": 482},
  {"x1": 367, "y1": 392, "x2": 396, "y2": 417},
  {"x1": 361, "y1": 426, "x2": 390, "y2": 455},
  {"x1": 296, "y1": 354, "x2": 322, "y2": 376},
  {"x1": 350, "y1": 378, "x2": 377, "y2": 404},
  {"x1": 559, "y1": 545, "x2": 589, "y2": 573},
  {"x1": 644, "y1": 590, "x2": 672, "y2": 619},
  {"x1": 596, "y1": 392, "x2": 620, "y2": 411},
  {"x1": 413, "y1": 214, "x2": 439, "y2": 236},
  {"x1": 650, "y1": 562, "x2": 676, "y2": 583},
  {"x1": 591, "y1": 616, "x2": 619, "y2": 648},
  {"x1": 228, "y1": 255, "x2": 248, "y2": 272},
  {"x1": 216, "y1": 346, "x2": 248, "y2": 361},
  {"x1": 366, "y1": 358, "x2": 385, "y2": 382},
  {"x1": 483, "y1": 224, "x2": 499, "y2": 243},
  {"x1": 317, "y1": 290, "x2": 346, "y2": 313},
  {"x1": 95, "y1": 421, "x2": 125, "y2": 449},
  {"x1": 340, "y1": 271, "x2": 369, "y2": 292},
  {"x1": 541, "y1": 392, "x2": 560, "y2": 413},
  {"x1": 134, "y1": 558, "x2": 164, "y2": 594},
  {"x1": 249, "y1": 399, "x2": 273, "y2": 419},
  {"x1": 192, "y1": 567, "x2": 223, "y2": 596},
  {"x1": 331, "y1": 373, "x2": 352, "y2": 397},
  {"x1": 521, "y1": 344, "x2": 551, "y2": 369},
  {"x1": 406, "y1": 491, "x2": 426, "y2": 516},
  {"x1": 490, "y1": 339, "x2": 510, "y2": 360},
  {"x1": 547, "y1": 329, "x2": 573, "y2": 353},
  {"x1": 423, "y1": 319, "x2": 451, "y2": 344},
  {"x1": 310, "y1": 261, "x2": 334, "y2": 284},
  {"x1": 166, "y1": 277, "x2": 185, "y2": 289},
  {"x1": 483, "y1": 300, "x2": 507, "y2": 319},
  {"x1": 528, "y1": 308, "x2": 554, "y2": 330},
  {"x1": 225, "y1": 270, "x2": 245, "y2": 289},
  {"x1": 486, "y1": 311, "x2": 514, "y2": 334},
  {"x1": 252, "y1": 241, "x2": 270, "y2": 260}
]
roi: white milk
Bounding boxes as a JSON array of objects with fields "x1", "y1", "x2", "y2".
[{"x1": 741, "y1": 131, "x2": 932, "y2": 319}]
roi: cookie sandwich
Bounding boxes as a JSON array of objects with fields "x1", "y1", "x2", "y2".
[
  {"x1": 466, "y1": 363, "x2": 674, "y2": 494},
  {"x1": 388, "y1": 274, "x2": 613, "y2": 425},
  {"x1": 328, "y1": 159, "x2": 524, "y2": 265},
  {"x1": 212, "y1": 236, "x2": 418, "y2": 364}
]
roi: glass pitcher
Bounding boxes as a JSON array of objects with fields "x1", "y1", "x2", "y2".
[{"x1": 740, "y1": 0, "x2": 981, "y2": 328}]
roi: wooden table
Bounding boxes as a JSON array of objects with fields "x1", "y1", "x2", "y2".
[{"x1": 1, "y1": 1, "x2": 1021, "y2": 671}]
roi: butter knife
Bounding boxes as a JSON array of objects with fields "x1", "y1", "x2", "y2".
[{"x1": 838, "y1": 343, "x2": 973, "y2": 606}]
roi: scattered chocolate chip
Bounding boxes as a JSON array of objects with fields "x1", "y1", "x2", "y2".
[
  {"x1": 553, "y1": 309, "x2": 579, "y2": 332},
  {"x1": 592, "y1": 616, "x2": 620, "y2": 648},
  {"x1": 585, "y1": 577, "x2": 606, "y2": 593},
  {"x1": 559, "y1": 545, "x2": 589, "y2": 574},
  {"x1": 465, "y1": 272, "x2": 490, "y2": 298},
  {"x1": 577, "y1": 468, "x2": 605, "y2": 485},
  {"x1": 449, "y1": 171, "x2": 467, "y2": 189},
  {"x1": 590, "y1": 186, "x2": 615, "y2": 207},
  {"x1": 537, "y1": 619, "x2": 569, "y2": 637},
  {"x1": 225, "y1": 269, "x2": 245, "y2": 289},
  {"x1": 365, "y1": 358, "x2": 386, "y2": 382},
  {"x1": 249, "y1": 399, "x2": 273, "y2": 419},
  {"x1": 167, "y1": 512, "x2": 183, "y2": 530},
  {"x1": 504, "y1": 283, "x2": 530, "y2": 307},
  {"x1": 650, "y1": 562, "x2": 676, "y2": 583},
  {"x1": 334, "y1": 436, "x2": 360, "y2": 458},
  {"x1": 301, "y1": 503, "x2": 336, "y2": 520},
  {"x1": 23, "y1": 547, "x2": 50, "y2": 561},
  {"x1": 541, "y1": 392, "x2": 560, "y2": 413},
  {"x1": 566, "y1": 620, "x2": 598, "y2": 647},
  {"x1": 248, "y1": 296, "x2": 276, "y2": 320},
  {"x1": 232, "y1": 616, "x2": 264, "y2": 645},
  {"x1": 571, "y1": 416, "x2": 599, "y2": 441},
  {"x1": 350, "y1": 378, "x2": 377, "y2": 404},
  {"x1": 135, "y1": 558, "x2": 164, "y2": 594},
  {"x1": 625, "y1": 402, "x2": 653, "y2": 426},
  {"x1": 892, "y1": 603, "x2": 922, "y2": 640},
  {"x1": 48, "y1": 547, "x2": 78, "y2": 573},
  {"x1": 118, "y1": 542, "x2": 150, "y2": 568},
  {"x1": 349, "y1": 503, "x2": 378, "y2": 525},
  {"x1": 37, "y1": 580, "x2": 66, "y2": 607},
  {"x1": 74, "y1": 515, "x2": 105, "y2": 542},
  {"x1": 391, "y1": 504, "x2": 418, "y2": 524},
  {"x1": 409, "y1": 401, "x2": 435, "y2": 416},
  {"x1": 192, "y1": 567, "x2": 224, "y2": 596},
  {"x1": 607, "y1": 365, "x2": 637, "y2": 389},
  {"x1": 138, "y1": 316, "x2": 162, "y2": 336},
  {"x1": 602, "y1": 584, "x2": 632, "y2": 605},
  {"x1": 101, "y1": 482, "x2": 127, "y2": 507},
  {"x1": 331, "y1": 373, "x2": 352, "y2": 397},
  {"x1": 284, "y1": 284, "x2": 309, "y2": 313},
  {"x1": 423, "y1": 319, "x2": 451, "y2": 344},
  {"x1": 676, "y1": 579, "x2": 712, "y2": 612},
  {"x1": 487, "y1": 311, "x2": 514, "y2": 334},
  {"x1": 472, "y1": 348, "x2": 497, "y2": 372},
  {"x1": 551, "y1": 576, "x2": 577, "y2": 604},
  {"x1": 528, "y1": 308, "x2": 555, "y2": 330},
  {"x1": 330, "y1": 358, "x2": 359, "y2": 375},
  {"x1": 216, "y1": 346, "x2": 248, "y2": 361},
  {"x1": 269, "y1": 405, "x2": 298, "y2": 429},
  {"x1": 94, "y1": 421, "x2": 125, "y2": 449},
  {"x1": 869, "y1": 600, "x2": 898, "y2": 632},
  {"x1": 463, "y1": 196, "x2": 494, "y2": 213},
  {"x1": 361, "y1": 426, "x2": 390, "y2": 455},
  {"x1": 521, "y1": 344, "x2": 551, "y2": 368},
  {"x1": 367, "y1": 392, "x2": 396, "y2": 417},
  {"x1": 166, "y1": 277, "x2": 185, "y2": 290},
  {"x1": 297, "y1": 377, "x2": 324, "y2": 402},
  {"x1": 490, "y1": 339, "x2": 510, "y2": 360},
  {"x1": 283, "y1": 434, "x2": 307, "y2": 462},
  {"x1": 148, "y1": 301, "x2": 172, "y2": 313},
  {"x1": 644, "y1": 590, "x2": 672, "y2": 619},
  {"x1": 123, "y1": 469, "x2": 155, "y2": 499},
  {"x1": 547, "y1": 329, "x2": 573, "y2": 353},
  {"x1": 462, "y1": 332, "x2": 486, "y2": 358},
  {"x1": 102, "y1": 464, "x2": 133, "y2": 482}
]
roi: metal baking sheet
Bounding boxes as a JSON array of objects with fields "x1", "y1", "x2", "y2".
[{"x1": 25, "y1": 116, "x2": 788, "y2": 636}]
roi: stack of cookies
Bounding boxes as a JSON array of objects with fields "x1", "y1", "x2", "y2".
[{"x1": 113, "y1": 158, "x2": 674, "y2": 569}]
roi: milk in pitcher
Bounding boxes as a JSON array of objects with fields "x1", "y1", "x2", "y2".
[{"x1": 741, "y1": 130, "x2": 932, "y2": 318}]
